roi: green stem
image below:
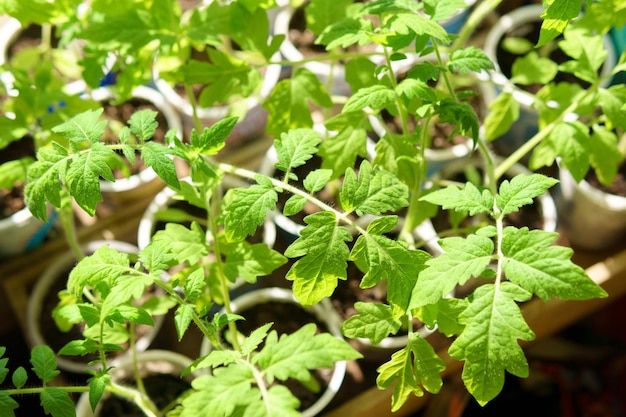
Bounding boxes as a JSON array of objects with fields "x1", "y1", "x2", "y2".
[
  {"x1": 107, "y1": 381, "x2": 160, "y2": 417},
  {"x1": 3, "y1": 386, "x2": 90, "y2": 396},
  {"x1": 451, "y1": 0, "x2": 503, "y2": 52},
  {"x1": 129, "y1": 322, "x2": 149, "y2": 400},
  {"x1": 493, "y1": 87, "x2": 597, "y2": 181},
  {"x1": 208, "y1": 184, "x2": 242, "y2": 352},
  {"x1": 58, "y1": 197, "x2": 83, "y2": 260}
]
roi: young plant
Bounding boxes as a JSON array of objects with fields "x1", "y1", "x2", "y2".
[{"x1": 0, "y1": 0, "x2": 622, "y2": 416}]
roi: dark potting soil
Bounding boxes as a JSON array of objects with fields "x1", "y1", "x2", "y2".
[
  {"x1": 99, "y1": 373, "x2": 191, "y2": 417},
  {"x1": 585, "y1": 160, "x2": 626, "y2": 197},
  {"x1": 101, "y1": 98, "x2": 169, "y2": 179},
  {"x1": 224, "y1": 301, "x2": 333, "y2": 412},
  {"x1": 0, "y1": 134, "x2": 36, "y2": 218},
  {"x1": 6, "y1": 23, "x2": 60, "y2": 61}
]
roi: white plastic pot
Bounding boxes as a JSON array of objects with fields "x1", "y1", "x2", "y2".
[
  {"x1": 0, "y1": 203, "x2": 58, "y2": 256},
  {"x1": 26, "y1": 240, "x2": 165, "y2": 373},
  {"x1": 200, "y1": 287, "x2": 347, "y2": 417},
  {"x1": 557, "y1": 165, "x2": 626, "y2": 252}
]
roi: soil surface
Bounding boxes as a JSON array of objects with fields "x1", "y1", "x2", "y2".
[
  {"x1": 585, "y1": 160, "x2": 626, "y2": 196},
  {"x1": 0, "y1": 134, "x2": 36, "y2": 219}
]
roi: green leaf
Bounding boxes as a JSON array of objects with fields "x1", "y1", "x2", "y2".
[
  {"x1": 153, "y1": 222, "x2": 208, "y2": 265},
  {"x1": 502, "y1": 227, "x2": 608, "y2": 301},
  {"x1": 240, "y1": 323, "x2": 274, "y2": 356},
  {"x1": 589, "y1": 125, "x2": 624, "y2": 186},
  {"x1": 128, "y1": 109, "x2": 158, "y2": 141},
  {"x1": 537, "y1": 0, "x2": 582, "y2": 47},
  {"x1": 41, "y1": 387, "x2": 81, "y2": 417},
  {"x1": 25, "y1": 144, "x2": 69, "y2": 221},
  {"x1": 510, "y1": 51, "x2": 559, "y2": 85},
  {"x1": 342, "y1": 302, "x2": 402, "y2": 344},
  {"x1": 264, "y1": 69, "x2": 332, "y2": 136},
  {"x1": 549, "y1": 121, "x2": 590, "y2": 182},
  {"x1": 264, "y1": 385, "x2": 301, "y2": 417},
  {"x1": 11, "y1": 367, "x2": 27, "y2": 389},
  {"x1": 223, "y1": 183, "x2": 278, "y2": 242},
  {"x1": 390, "y1": 13, "x2": 450, "y2": 43},
  {"x1": 57, "y1": 339, "x2": 99, "y2": 357},
  {"x1": 558, "y1": 27, "x2": 606, "y2": 84},
  {"x1": 306, "y1": 0, "x2": 353, "y2": 35},
  {"x1": 376, "y1": 335, "x2": 445, "y2": 411},
  {"x1": 448, "y1": 46, "x2": 494, "y2": 74},
  {"x1": 257, "y1": 323, "x2": 361, "y2": 383},
  {"x1": 190, "y1": 117, "x2": 238, "y2": 155},
  {"x1": 101, "y1": 272, "x2": 154, "y2": 319},
  {"x1": 411, "y1": 233, "x2": 494, "y2": 308},
  {"x1": 449, "y1": 282, "x2": 535, "y2": 405},
  {"x1": 284, "y1": 195, "x2": 307, "y2": 216},
  {"x1": 30, "y1": 345, "x2": 59, "y2": 384},
  {"x1": 181, "y1": 366, "x2": 255, "y2": 417},
  {"x1": 274, "y1": 129, "x2": 322, "y2": 179},
  {"x1": 0, "y1": 157, "x2": 33, "y2": 189},
  {"x1": 303, "y1": 169, "x2": 334, "y2": 193},
  {"x1": 424, "y1": 0, "x2": 468, "y2": 22},
  {"x1": 432, "y1": 297, "x2": 468, "y2": 337},
  {"x1": 141, "y1": 141, "x2": 179, "y2": 189},
  {"x1": 483, "y1": 92, "x2": 519, "y2": 141},
  {"x1": 420, "y1": 182, "x2": 493, "y2": 216},
  {"x1": 318, "y1": 125, "x2": 369, "y2": 179},
  {"x1": 175, "y1": 304, "x2": 195, "y2": 341},
  {"x1": 343, "y1": 85, "x2": 395, "y2": 113},
  {"x1": 139, "y1": 241, "x2": 176, "y2": 275},
  {"x1": 285, "y1": 212, "x2": 352, "y2": 305},
  {"x1": 340, "y1": 160, "x2": 409, "y2": 216},
  {"x1": 316, "y1": 17, "x2": 373, "y2": 50},
  {"x1": 496, "y1": 174, "x2": 558, "y2": 216},
  {"x1": 395, "y1": 78, "x2": 437, "y2": 102},
  {"x1": 65, "y1": 142, "x2": 118, "y2": 215},
  {"x1": 89, "y1": 374, "x2": 110, "y2": 413},
  {"x1": 0, "y1": 392, "x2": 18, "y2": 417},
  {"x1": 435, "y1": 99, "x2": 480, "y2": 141},
  {"x1": 51, "y1": 108, "x2": 106, "y2": 145},
  {"x1": 351, "y1": 219, "x2": 430, "y2": 310},
  {"x1": 68, "y1": 245, "x2": 132, "y2": 298},
  {"x1": 223, "y1": 242, "x2": 288, "y2": 284}
]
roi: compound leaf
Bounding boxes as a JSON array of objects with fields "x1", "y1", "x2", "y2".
[
  {"x1": 30, "y1": 346, "x2": 59, "y2": 384},
  {"x1": 256, "y1": 323, "x2": 361, "y2": 383},
  {"x1": 343, "y1": 85, "x2": 395, "y2": 113},
  {"x1": 40, "y1": 387, "x2": 74, "y2": 417}
]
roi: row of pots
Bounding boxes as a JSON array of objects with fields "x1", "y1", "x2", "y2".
[{"x1": 2, "y1": 3, "x2": 626, "y2": 256}]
